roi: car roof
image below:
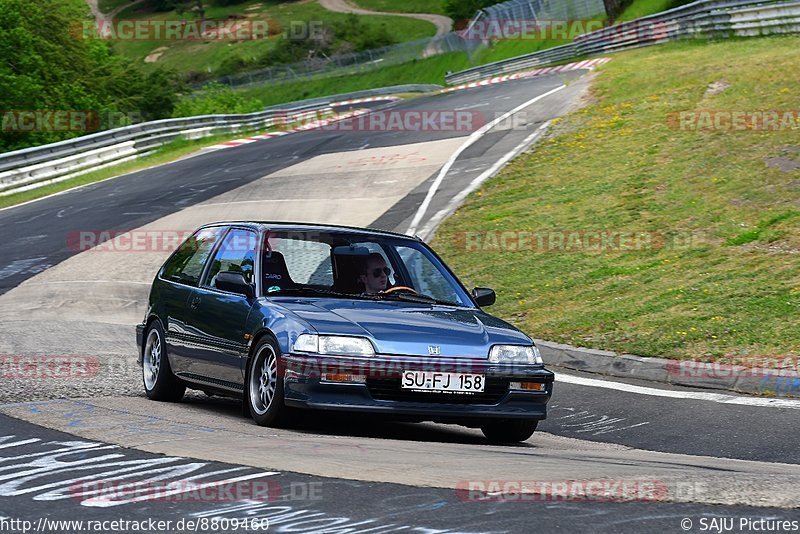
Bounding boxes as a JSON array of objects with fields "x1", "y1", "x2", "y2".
[{"x1": 197, "y1": 221, "x2": 421, "y2": 241}]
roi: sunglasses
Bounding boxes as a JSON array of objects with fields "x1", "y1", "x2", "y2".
[{"x1": 369, "y1": 267, "x2": 391, "y2": 278}]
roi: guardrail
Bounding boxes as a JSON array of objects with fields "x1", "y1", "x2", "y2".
[
  {"x1": 0, "y1": 84, "x2": 442, "y2": 197},
  {"x1": 446, "y1": 0, "x2": 800, "y2": 84}
]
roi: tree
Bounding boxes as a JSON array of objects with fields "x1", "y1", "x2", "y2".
[
  {"x1": 0, "y1": 0, "x2": 182, "y2": 151},
  {"x1": 444, "y1": 0, "x2": 502, "y2": 27},
  {"x1": 602, "y1": 0, "x2": 623, "y2": 21}
]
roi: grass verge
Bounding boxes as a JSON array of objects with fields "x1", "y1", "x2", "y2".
[
  {"x1": 235, "y1": 52, "x2": 470, "y2": 106},
  {"x1": 432, "y1": 36, "x2": 800, "y2": 361},
  {"x1": 350, "y1": 0, "x2": 449, "y2": 16}
]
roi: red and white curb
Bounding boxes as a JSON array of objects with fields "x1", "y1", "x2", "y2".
[
  {"x1": 214, "y1": 131, "x2": 290, "y2": 148},
  {"x1": 330, "y1": 96, "x2": 401, "y2": 107},
  {"x1": 441, "y1": 57, "x2": 611, "y2": 94},
  {"x1": 208, "y1": 109, "x2": 371, "y2": 150}
]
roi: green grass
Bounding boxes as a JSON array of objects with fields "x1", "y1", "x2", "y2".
[
  {"x1": 474, "y1": 37, "x2": 573, "y2": 65},
  {"x1": 235, "y1": 52, "x2": 471, "y2": 106},
  {"x1": 618, "y1": 0, "x2": 689, "y2": 20},
  {"x1": 108, "y1": 0, "x2": 437, "y2": 77},
  {"x1": 351, "y1": 0, "x2": 449, "y2": 16},
  {"x1": 431, "y1": 36, "x2": 800, "y2": 361}
]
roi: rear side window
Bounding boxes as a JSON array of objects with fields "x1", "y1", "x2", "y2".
[
  {"x1": 161, "y1": 227, "x2": 225, "y2": 287},
  {"x1": 203, "y1": 228, "x2": 258, "y2": 288}
]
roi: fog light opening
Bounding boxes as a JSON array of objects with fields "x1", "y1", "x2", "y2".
[
  {"x1": 509, "y1": 381, "x2": 546, "y2": 392},
  {"x1": 322, "y1": 373, "x2": 367, "y2": 384}
]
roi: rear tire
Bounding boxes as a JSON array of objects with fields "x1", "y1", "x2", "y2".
[
  {"x1": 481, "y1": 420, "x2": 537, "y2": 443},
  {"x1": 142, "y1": 321, "x2": 185, "y2": 402},
  {"x1": 246, "y1": 337, "x2": 292, "y2": 427}
]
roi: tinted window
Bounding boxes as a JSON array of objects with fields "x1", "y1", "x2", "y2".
[
  {"x1": 162, "y1": 227, "x2": 224, "y2": 287},
  {"x1": 203, "y1": 228, "x2": 257, "y2": 288},
  {"x1": 260, "y1": 230, "x2": 471, "y2": 305}
]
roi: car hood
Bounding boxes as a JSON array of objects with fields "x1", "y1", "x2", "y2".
[{"x1": 273, "y1": 298, "x2": 531, "y2": 358}]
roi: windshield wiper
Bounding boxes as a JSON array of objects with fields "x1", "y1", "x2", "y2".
[
  {"x1": 267, "y1": 287, "x2": 462, "y2": 306},
  {"x1": 373, "y1": 292, "x2": 460, "y2": 307},
  {"x1": 266, "y1": 287, "x2": 357, "y2": 299}
]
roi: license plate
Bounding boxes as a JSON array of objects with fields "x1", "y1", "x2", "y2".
[{"x1": 401, "y1": 371, "x2": 485, "y2": 393}]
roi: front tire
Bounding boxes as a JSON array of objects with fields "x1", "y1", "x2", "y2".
[
  {"x1": 142, "y1": 321, "x2": 185, "y2": 402},
  {"x1": 481, "y1": 420, "x2": 538, "y2": 443},
  {"x1": 247, "y1": 337, "x2": 291, "y2": 427}
]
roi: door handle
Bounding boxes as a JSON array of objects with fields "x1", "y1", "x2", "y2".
[{"x1": 190, "y1": 296, "x2": 201, "y2": 310}]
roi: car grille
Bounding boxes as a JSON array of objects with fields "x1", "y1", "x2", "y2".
[{"x1": 366, "y1": 377, "x2": 509, "y2": 405}]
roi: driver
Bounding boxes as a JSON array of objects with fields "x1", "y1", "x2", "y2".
[{"x1": 360, "y1": 252, "x2": 391, "y2": 294}]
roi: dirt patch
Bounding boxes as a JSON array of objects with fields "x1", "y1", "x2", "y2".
[
  {"x1": 704, "y1": 80, "x2": 731, "y2": 98},
  {"x1": 766, "y1": 157, "x2": 800, "y2": 173},
  {"x1": 144, "y1": 46, "x2": 169, "y2": 64},
  {"x1": 765, "y1": 147, "x2": 800, "y2": 173}
]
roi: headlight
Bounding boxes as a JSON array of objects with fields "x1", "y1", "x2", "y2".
[
  {"x1": 489, "y1": 344, "x2": 542, "y2": 364},
  {"x1": 293, "y1": 334, "x2": 375, "y2": 356}
]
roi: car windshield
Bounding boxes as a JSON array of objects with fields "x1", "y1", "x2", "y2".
[{"x1": 260, "y1": 230, "x2": 472, "y2": 307}]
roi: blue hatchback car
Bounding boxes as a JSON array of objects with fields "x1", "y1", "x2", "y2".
[{"x1": 136, "y1": 222, "x2": 554, "y2": 443}]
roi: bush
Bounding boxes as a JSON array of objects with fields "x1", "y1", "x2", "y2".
[{"x1": 172, "y1": 83, "x2": 262, "y2": 116}]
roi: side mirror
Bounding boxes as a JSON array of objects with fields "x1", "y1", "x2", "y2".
[
  {"x1": 472, "y1": 287, "x2": 496, "y2": 307},
  {"x1": 216, "y1": 271, "x2": 255, "y2": 299}
]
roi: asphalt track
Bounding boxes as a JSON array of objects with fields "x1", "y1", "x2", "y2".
[{"x1": 1, "y1": 69, "x2": 798, "y2": 532}]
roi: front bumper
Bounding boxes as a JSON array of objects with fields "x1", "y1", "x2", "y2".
[{"x1": 282, "y1": 353, "x2": 554, "y2": 422}]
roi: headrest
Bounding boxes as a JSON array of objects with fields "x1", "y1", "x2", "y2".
[{"x1": 262, "y1": 251, "x2": 294, "y2": 288}]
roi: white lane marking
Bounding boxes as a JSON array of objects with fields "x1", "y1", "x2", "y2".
[
  {"x1": 454, "y1": 102, "x2": 488, "y2": 111},
  {"x1": 557, "y1": 373, "x2": 800, "y2": 410},
  {"x1": 406, "y1": 84, "x2": 566, "y2": 236},
  {"x1": 0, "y1": 258, "x2": 50, "y2": 281},
  {"x1": 416, "y1": 121, "x2": 550, "y2": 240}
]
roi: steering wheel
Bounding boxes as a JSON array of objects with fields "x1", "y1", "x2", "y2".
[{"x1": 381, "y1": 286, "x2": 418, "y2": 295}]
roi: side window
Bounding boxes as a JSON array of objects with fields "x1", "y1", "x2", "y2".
[
  {"x1": 161, "y1": 227, "x2": 224, "y2": 287},
  {"x1": 203, "y1": 228, "x2": 258, "y2": 288}
]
